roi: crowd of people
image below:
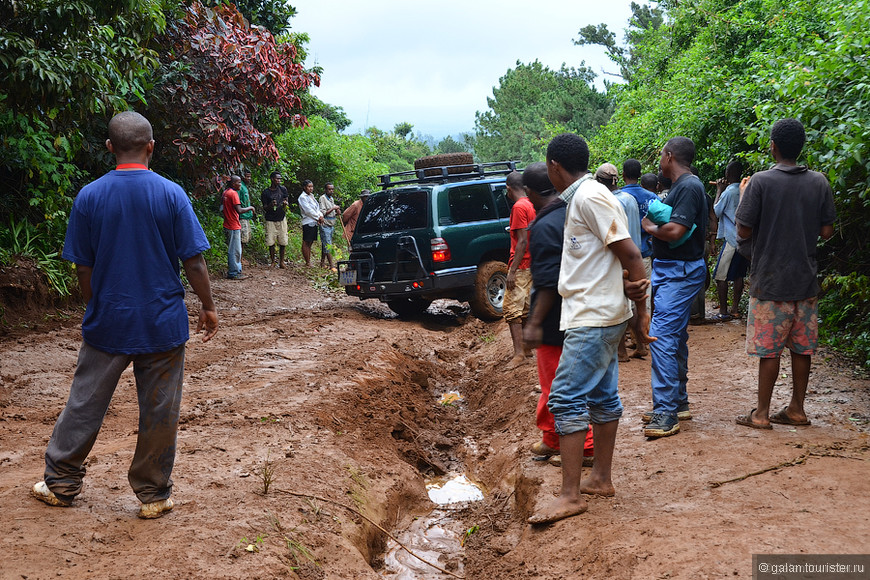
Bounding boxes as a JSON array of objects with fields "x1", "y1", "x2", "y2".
[
  {"x1": 219, "y1": 172, "x2": 363, "y2": 276},
  {"x1": 29, "y1": 112, "x2": 835, "y2": 530},
  {"x1": 505, "y1": 124, "x2": 835, "y2": 525}
]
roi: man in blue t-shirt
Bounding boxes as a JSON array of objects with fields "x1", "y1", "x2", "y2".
[
  {"x1": 31, "y1": 112, "x2": 218, "y2": 519},
  {"x1": 641, "y1": 137, "x2": 708, "y2": 439}
]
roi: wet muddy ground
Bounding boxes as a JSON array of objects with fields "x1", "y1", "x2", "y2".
[{"x1": 1, "y1": 263, "x2": 868, "y2": 579}]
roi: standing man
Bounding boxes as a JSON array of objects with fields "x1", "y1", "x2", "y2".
[
  {"x1": 318, "y1": 182, "x2": 341, "y2": 270},
  {"x1": 735, "y1": 119, "x2": 835, "y2": 429},
  {"x1": 504, "y1": 170, "x2": 536, "y2": 368},
  {"x1": 238, "y1": 170, "x2": 255, "y2": 248},
  {"x1": 298, "y1": 179, "x2": 325, "y2": 267},
  {"x1": 528, "y1": 134, "x2": 651, "y2": 525},
  {"x1": 223, "y1": 175, "x2": 255, "y2": 280},
  {"x1": 595, "y1": 163, "x2": 643, "y2": 362},
  {"x1": 622, "y1": 160, "x2": 659, "y2": 272},
  {"x1": 261, "y1": 171, "x2": 289, "y2": 268},
  {"x1": 641, "y1": 137, "x2": 708, "y2": 438},
  {"x1": 342, "y1": 189, "x2": 371, "y2": 244},
  {"x1": 711, "y1": 161, "x2": 748, "y2": 320},
  {"x1": 30, "y1": 111, "x2": 218, "y2": 519},
  {"x1": 522, "y1": 163, "x2": 595, "y2": 467}
]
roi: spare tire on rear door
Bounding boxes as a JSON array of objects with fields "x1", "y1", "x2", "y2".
[
  {"x1": 469, "y1": 260, "x2": 508, "y2": 320},
  {"x1": 414, "y1": 152, "x2": 474, "y2": 177}
]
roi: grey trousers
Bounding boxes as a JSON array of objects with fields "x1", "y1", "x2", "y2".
[{"x1": 44, "y1": 341, "x2": 185, "y2": 504}]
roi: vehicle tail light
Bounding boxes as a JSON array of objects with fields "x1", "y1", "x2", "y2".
[{"x1": 431, "y1": 238, "x2": 451, "y2": 262}]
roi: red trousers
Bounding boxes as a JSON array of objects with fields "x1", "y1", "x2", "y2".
[{"x1": 537, "y1": 344, "x2": 594, "y2": 455}]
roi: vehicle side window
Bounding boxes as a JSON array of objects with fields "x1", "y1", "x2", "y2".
[
  {"x1": 492, "y1": 184, "x2": 510, "y2": 219},
  {"x1": 448, "y1": 184, "x2": 497, "y2": 223}
]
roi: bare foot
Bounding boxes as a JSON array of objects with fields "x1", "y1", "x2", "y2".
[
  {"x1": 528, "y1": 495, "x2": 588, "y2": 525},
  {"x1": 631, "y1": 346, "x2": 649, "y2": 359},
  {"x1": 579, "y1": 476, "x2": 615, "y2": 497},
  {"x1": 505, "y1": 354, "x2": 526, "y2": 370}
]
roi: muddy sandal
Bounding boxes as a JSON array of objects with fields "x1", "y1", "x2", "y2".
[
  {"x1": 769, "y1": 408, "x2": 811, "y2": 426},
  {"x1": 735, "y1": 408, "x2": 772, "y2": 430}
]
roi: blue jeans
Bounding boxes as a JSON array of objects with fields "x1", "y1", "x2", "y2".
[
  {"x1": 319, "y1": 223, "x2": 334, "y2": 254},
  {"x1": 547, "y1": 323, "x2": 627, "y2": 435},
  {"x1": 650, "y1": 258, "x2": 706, "y2": 415},
  {"x1": 224, "y1": 227, "x2": 242, "y2": 277}
]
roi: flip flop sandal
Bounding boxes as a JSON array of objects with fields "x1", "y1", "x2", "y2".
[
  {"x1": 736, "y1": 408, "x2": 773, "y2": 430},
  {"x1": 769, "y1": 408, "x2": 811, "y2": 426}
]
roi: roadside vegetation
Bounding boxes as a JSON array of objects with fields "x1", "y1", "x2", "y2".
[{"x1": 1, "y1": 0, "x2": 868, "y2": 365}]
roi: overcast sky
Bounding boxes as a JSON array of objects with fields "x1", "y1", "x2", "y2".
[{"x1": 290, "y1": 1, "x2": 635, "y2": 140}]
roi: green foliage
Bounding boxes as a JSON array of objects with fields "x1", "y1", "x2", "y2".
[
  {"x1": 273, "y1": 116, "x2": 388, "y2": 206},
  {"x1": 229, "y1": 0, "x2": 296, "y2": 35},
  {"x1": 366, "y1": 126, "x2": 432, "y2": 173},
  {"x1": 591, "y1": 0, "x2": 870, "y2": 364},
  {"x1": 472, "y1": 60, "x2": 613, "y2": 163},
  {"x1": 819, "y1": 274, "x2": 870, "y2": 368},
  {"x1": 435, "y1": 135, "x2": 466, "y2": 154}
]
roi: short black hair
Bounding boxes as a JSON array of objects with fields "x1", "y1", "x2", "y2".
[
  {"x1": 325, "y1": 182, "x2": 334, "y2": 188},
  {"x1": 663, "y1": 137, "x2": 696, "y2": 167},
  {"x1": 771, "y1": 118, "x2": 805, "y2": 160},
  {"x1": 725, "y1": 160, "x2": 742, "y2": 182},
  {"x1": 506, "y1": 170, "x2": 524, "y2": 189},
  {"x1": 623, "y1": 159, "x2": 642, "y2": 181},
  {"x1": 546, "y1": 133, "x2": 589, "y2": 174},
  {"x1": 270, "y1": 171, "x2": 281, "y2": 180},
  {"x1": 521, "y1": 162, "x2": 554, "y2": 195},
  {"x1": 302, "y1": 179, "x2": 313, "y2": 188},
  {"x1": 229, "y1": 174, "x2": 241, "y2": 185},
  {"x1": 108, "y1": 111, "x2": 152, "y2": 154},
  {"x1": 657, "y1": 171, "x2": 672, "y2": 190},
  {"x1": 641, "y1": 172, "x2": 658, "y2": 191}
]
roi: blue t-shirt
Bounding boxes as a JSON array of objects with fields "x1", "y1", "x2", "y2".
[
  {"x1": 713, "y1": 182, "x2": 740, "y2": 248},
  {"x1": 63, "y1": 170, "x2": 210, "y2": 354},
  {"x1": 620, "y1": 183, "x2": 658, "y2": 257}
]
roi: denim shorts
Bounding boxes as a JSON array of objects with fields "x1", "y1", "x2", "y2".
[{"x1": 547, "y1": 322, "x2": 627, "y2": 435}]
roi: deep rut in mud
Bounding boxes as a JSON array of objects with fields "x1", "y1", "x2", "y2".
[{"x1": 3, "y1": 265, "x2": 870, "y2": 580}]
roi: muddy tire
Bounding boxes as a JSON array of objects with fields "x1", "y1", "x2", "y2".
[
  {"x1": 469, "y1": 260, "x2": 508, "y2": 320},
  {"x1": 414, "y1": 153, "x2": 474, "y2": 177},
  {"x1": 386, "y1": 298, "x2": 432, "y2": 318}
]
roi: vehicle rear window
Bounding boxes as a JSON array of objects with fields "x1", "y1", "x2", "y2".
[
  {"x1": 448, "y1": 184, "x2": 497, "y2": 223},
  {"x1": 356, "y1": 190, "x2": 428, "y2": 234}
]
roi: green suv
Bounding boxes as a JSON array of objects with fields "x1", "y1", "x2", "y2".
[{"x1": 338, "y1": 157, "x2": 518, "y2": 319}]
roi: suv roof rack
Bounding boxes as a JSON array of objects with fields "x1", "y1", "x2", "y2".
[{"x1": 377, "y1": 161, "x2": 520, "y2": 189}]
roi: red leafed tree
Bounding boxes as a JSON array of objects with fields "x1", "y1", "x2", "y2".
[{"x1": 147, "y1": 1, "x2": 319, "y2": 194}]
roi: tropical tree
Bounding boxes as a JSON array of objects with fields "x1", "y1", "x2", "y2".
[
  {"x1": 146, "y1": 1, "x2": 318, "y2": 194},
  {"x1": 472, "y1": 60, "x2": 612, "y2": 163},
  {"x1": 274, "y1": 116, "x2": 388, "y2": 207},
  {"x1": 0, "y1": 0, "x2": 170, "y2": 292}
]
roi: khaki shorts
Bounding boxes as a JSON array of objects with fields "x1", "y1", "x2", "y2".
[
  {"x1": 503, "y1": 268, "x2": 533, "y2": 323},
  {"x1": 240, "y1": 219, "x2": 252, "y2": 244},
  {"x1": 265, "y1": 218, "x2": 288, "y2": 247}
]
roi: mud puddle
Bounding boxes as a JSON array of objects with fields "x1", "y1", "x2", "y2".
[{"x1": 382, "y1": 474, "x2": 484, "y2": 579}]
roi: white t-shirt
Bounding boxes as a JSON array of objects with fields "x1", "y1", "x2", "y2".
[{"x1": 558, "y1": 177, "x2": 633, "y2": 330}]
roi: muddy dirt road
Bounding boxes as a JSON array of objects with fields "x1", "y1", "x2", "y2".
[{"x1": 2, "y1": 264, "x2": 869, "y2": 579}]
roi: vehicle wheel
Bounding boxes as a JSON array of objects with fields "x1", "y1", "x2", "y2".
[
  {"x1": 414, "y1": 153, "x2": 474, "y2": 176},
  {"x1": 387, "y1": 298, "x2": 432, "y2": 318},
  {"x1": 469, "y1": 260, "x2": 508, "y2": 321}
]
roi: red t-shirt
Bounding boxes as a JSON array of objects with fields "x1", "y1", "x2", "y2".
[
  {"x1": 222, "y1": 188, "x2": 241, "y2": 230},
  {"x1": 509, "y1": 196, "x2": 536, "y2": 270}
]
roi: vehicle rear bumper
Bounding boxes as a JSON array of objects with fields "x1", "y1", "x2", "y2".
[{"x1": 341, "y1": 265, "x2": 477, "y2": 301}]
